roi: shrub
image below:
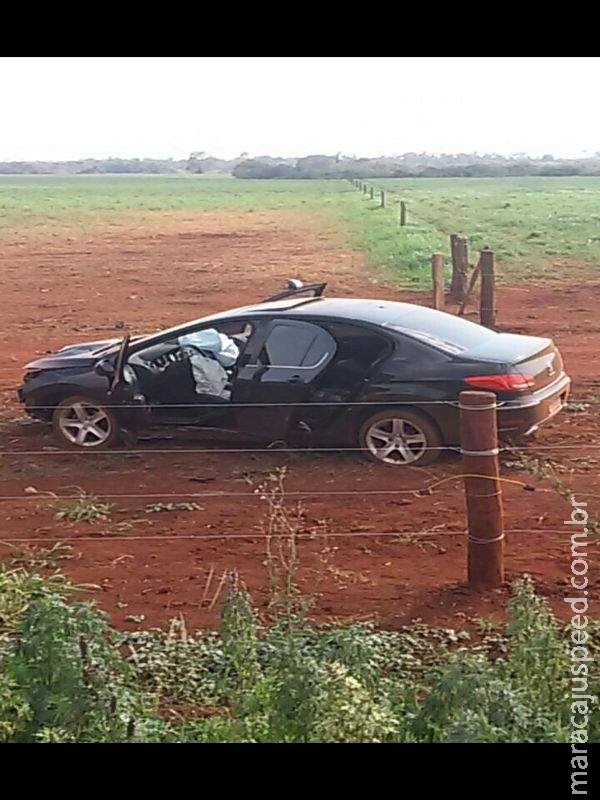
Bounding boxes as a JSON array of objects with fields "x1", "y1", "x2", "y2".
[{"x1": 1, "y1": 557, "x2": 597, "y2": 743}]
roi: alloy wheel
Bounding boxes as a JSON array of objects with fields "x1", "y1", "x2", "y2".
[
  {"x1": 57, "y1": 401, "x2": 113, "y2": 447},
  {"x1": 364, "y1": 416, "x2": 428, "y2": 465}
]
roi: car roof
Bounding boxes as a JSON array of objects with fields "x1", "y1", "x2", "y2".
[
  {"x1": 139, "y1": 297, "x2": 415, "y2": 342},
  {"x1": 133, "y1": 296, "x2": 496, "y2": 355},
  {"x1": 202, "y1": 297, "x2": 422, "y2": 325}
]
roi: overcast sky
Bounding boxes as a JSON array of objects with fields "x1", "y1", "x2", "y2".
[{"x1": 1, "y1": 57, "x2": 599, "y2": 161}]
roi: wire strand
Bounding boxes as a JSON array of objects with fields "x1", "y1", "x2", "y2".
[
  {"x1": 0, "y1": 443, "x2": 599, "y2": 455},
  {"x1": 0, "y1": 528, "x2": 574, "y2": 544},
  {"x1": 0, "y1": 488, "x2": 450, "y2": 501},
  {"x1": 0, "y1": 445, "x2": 458, "y2": 455},
  {"x1": 0, "y1": 475, "x2": 563, "y2": 502},
  {"x1": 2, "y1": 397, "x2": 599, "y2": 408},
  {"x1": 5, "y1": 399, "x2": 466, "y2": 409},
  {"x1": 425, "y1": 474, "x2": 531, "y2": 491}
]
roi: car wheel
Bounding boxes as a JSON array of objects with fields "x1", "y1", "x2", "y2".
[
  {"x1": 52, "y1": 396, "x2": 122, "y2": 450},
  {"x1": 358, "y1": 410, "x2": 442, "y2": 466}
]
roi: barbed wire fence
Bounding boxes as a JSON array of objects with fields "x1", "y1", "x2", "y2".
[
  {"x1": 349, "y1": 178, "x2": 502, "y2": 326},
  {"x1": 0, "y1": 396, "x2": 597, "y2": 584}
]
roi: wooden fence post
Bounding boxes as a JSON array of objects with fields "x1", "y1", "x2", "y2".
[
  {"x1": 459, "y1": 390, "x2": 505, "y2": 589},
  {"x1": 480, "y1": 249, "x2": 496, "y2": 327},
  {"x1": 380, "y1": 191, "x2": 385, "y2": 208},
  {"x1": 458, "y1": 254, "x2": 482, "y2": 316},
  {"x1": 363, "y1": 183, "x2": 368, "y2": 195},
  {"x1": 400, "y1": 201, "x2": 407, "y2": 226},
  {"x1": 431, "y1": 253, "x2": 444, "y2": 309},
  {"x1": 448, "y1": 234, "x2": 458, "y2": 300},
  {"x1": 370, "y1": 186, "x2": 374, "y2": 199},
  {"x1": 450, "y1": 235, "x2": 469, "y2": 303}
]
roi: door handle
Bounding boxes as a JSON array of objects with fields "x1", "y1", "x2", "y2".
[{"x1": 289, "y1": 375, "x2": 302, "y2": 384}]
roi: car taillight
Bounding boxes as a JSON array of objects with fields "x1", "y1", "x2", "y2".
[{"x1": 464, "y1": 373, "x2": 535, "y2": 391}]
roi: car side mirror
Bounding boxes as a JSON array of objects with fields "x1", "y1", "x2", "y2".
[{"x1": 95, "y1": 358, "x2": 116, "y2": 378}]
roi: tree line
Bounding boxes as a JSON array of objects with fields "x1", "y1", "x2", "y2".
[
  {"x1": 232, "y1": 153, "x2": 600, "y2": 179},
  {"x1": 3, "y1": 152, "x2": 600, "y2": 178}
]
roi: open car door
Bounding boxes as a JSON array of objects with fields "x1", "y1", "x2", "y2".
[
  {"x1": 231, "y1": 319, "x2": 337, "y2": 442},
  {"x1": 108, "y1": 333, "x2": 131, "y2": 397},
  {"x1": 103, "y1": 334, "x2": 149, "y2": 431},
  {"x1": 94, "y1": 333, "x2": 132, "y2": 399}
]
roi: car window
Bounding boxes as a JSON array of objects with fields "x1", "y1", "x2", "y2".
[
  {"x1": 320, "y1": 322, "x2": 390, "y2": 366},
  {"x1": 214, "y1": 320, "x2": 254, "y2": 339},
  {"x1": 132, "y1": 321, "x2": 255, "y2": 362},
  {"x1": 259, "y1": 322, "x2": 336, "y2": 368},
  {"x1": 386, "y1": 307, "x2": 497, "y2": 354}
]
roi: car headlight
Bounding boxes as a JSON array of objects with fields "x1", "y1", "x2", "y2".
[{"x1": 22, "y1": 369, "x2": 43, "y2": 383}]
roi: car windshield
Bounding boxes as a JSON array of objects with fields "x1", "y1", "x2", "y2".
[{"x1": 386, "y1": 308, "x2": 498, "y2": 354}]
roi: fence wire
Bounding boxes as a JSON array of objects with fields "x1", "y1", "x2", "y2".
[
  {"x1": 0, "y1": 527, "x2": 576, "y2": 545},
  {"x1": 0, "y1": 442, "x2": 598, "y2": 456}
]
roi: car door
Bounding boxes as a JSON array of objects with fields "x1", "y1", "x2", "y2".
[
  {"x1": 231, "y1": 318, "x2": 338, "y2": 440},
  {"x1": 103, "y1": 334, "x2": 150, "y2": 428},
  {"x1": 108, "y1": 333, "x2": 131, "y2": 397},
  {"x1": 124, "y1": 319, "x2": 257, "y2": 425}
]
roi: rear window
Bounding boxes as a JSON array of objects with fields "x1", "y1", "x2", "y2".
[{"x1": 386, "y1": 308, "x2": 498, "y2": 354}]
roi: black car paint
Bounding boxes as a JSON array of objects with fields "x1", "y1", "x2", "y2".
[{"x1": 18, "y1": 297, "x2": 571, "y2": 447}]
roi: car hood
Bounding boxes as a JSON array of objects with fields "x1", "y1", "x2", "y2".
[{"x1": 24, "y1": 338, "x2": 123, "y2": 370}]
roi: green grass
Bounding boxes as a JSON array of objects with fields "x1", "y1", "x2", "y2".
[
  {"x1": 53, "y1": 494, "x2": 116, "y2": 524},
  {"x1": 374, "y1": 176, "x2": 600, "y2": 277},
  {"x1": 2, "y1": 175, "x2": 600, "y2": 287},
  {"x1": 0, "y1": 175, "x2": 350, "y2": 233}
]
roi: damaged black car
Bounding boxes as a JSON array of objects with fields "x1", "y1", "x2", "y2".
[{"x1": 17, "y1": 281, "x2": 571, "y2": 466}]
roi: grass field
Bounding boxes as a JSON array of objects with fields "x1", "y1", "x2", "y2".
[
  {"x1": 374, "y1": 176, "x2": 600, "y2": 277},
  {"x1": 1, "y1": 175, "x2": 600, "y2": 287}
]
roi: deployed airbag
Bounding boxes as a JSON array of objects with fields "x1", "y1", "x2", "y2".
[{"x1": 178, "y1": 329, "x2": 240, "y2": 398}]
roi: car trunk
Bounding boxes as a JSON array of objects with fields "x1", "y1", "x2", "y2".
[
  {"x1": 465, "y1": 333, "x2": 564, "y2": 393},
  {"x1": 513, "y1": 340, "x2": 563, "y2": 392}
]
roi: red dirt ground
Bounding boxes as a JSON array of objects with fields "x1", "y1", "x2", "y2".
[{"x1": 0, "y1": 210, "x2": 598, "y2": 631}]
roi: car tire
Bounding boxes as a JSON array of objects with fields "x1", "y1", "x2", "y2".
[
  {"x1": 358, "y1": 409, "x2": 442, "y2": 466},
  {"x1": 52, "y1": 396, "x2": 122, "y2": 450}
]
